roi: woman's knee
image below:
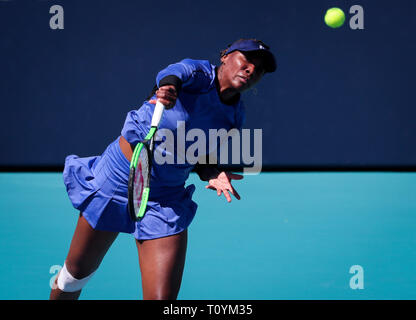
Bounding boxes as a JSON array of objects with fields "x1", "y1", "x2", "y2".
[
  {"x1": 56, "y1": 261, "x2": 97, "y2": 293},
  {"x1": 64, "y1": 258, "x2": 97, "y2": 279}
]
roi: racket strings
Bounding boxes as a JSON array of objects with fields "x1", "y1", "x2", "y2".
[{"x1": 133, "y1": 146, "x2": 150, "y2": 214}]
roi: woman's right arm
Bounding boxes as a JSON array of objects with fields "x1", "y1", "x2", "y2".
[{"x1": 156, "y1": 59, "x2": 213, "y2": 94}]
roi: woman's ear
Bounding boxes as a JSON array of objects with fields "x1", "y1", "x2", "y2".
[{"x1": 220, "y1": 54, "x2": 228, "y2": 64}]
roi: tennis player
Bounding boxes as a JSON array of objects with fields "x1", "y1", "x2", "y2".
[{"x1": 49, "y1": 38, "x2": 276, "y2": 300}]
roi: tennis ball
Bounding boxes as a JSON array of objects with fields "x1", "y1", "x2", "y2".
[{"x1": 324, "y1": 7, "x2": 345, "y2": 28}]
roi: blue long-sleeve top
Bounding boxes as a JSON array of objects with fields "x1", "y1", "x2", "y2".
[{"x1": 121, "y1": 59, "x2": 245, "y2": 188}]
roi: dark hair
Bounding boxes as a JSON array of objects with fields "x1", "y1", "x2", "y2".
[
  {"x1": 145, "y1": 84, "x2": 158, "y2": 101},
  {"x1": 219, "y1": 38, "x2": 270, "y2": 58}
]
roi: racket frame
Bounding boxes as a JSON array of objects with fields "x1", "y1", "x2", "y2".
[
  {"x1": 128, "y1": 143, "x2": 146, "y2": 221},
  {"x1": 128, "y1": 111, "x2": 162, "y2": 221}
]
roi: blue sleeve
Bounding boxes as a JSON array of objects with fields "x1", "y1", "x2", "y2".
[{"x1": 156, "y1": 59, "x2": 214, "y2": 93}]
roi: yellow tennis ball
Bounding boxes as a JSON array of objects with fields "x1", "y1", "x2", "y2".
[{"x1": 324, "y1": 7, "x2": 345, "y2": 28}]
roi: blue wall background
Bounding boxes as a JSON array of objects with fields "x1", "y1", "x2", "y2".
[{"x1": 1, "y1": 0, "x2": 415, "y2": 168}]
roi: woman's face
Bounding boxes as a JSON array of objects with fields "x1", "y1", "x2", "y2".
[{"x1": 220, "y1": 50, "x2": 266, "y2": 92}]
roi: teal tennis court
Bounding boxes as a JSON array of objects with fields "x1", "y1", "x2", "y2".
[{"x1": 0, "y1": 172, "x2": 415, "y2": 299}]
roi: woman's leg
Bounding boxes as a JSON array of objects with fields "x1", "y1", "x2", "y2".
[
  {"x1": 49, "y1": 213, "x2": 119, "y2": 300},
  {"x1": 136, "y1": 229, "x2": 188, "y2": 300}
]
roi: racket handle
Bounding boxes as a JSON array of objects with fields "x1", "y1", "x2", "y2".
[{"x1": 151, "y1": 100, "x2": 166, "y2": 128}]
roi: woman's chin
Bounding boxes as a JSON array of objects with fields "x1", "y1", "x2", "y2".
[{"x1": 230, "y1": 80, "x2": 246, "y2": 91}]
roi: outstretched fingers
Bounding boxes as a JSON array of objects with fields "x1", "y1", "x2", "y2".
[
  {"x1": 205, "y1": 183, "x2": 241, "y2": 202},
  {"x1": 227, "y1": 172, "x2": 244, "y2": 180},
  {"x1": 229, "y1": 186, "x2": 241, "y2": 200}
]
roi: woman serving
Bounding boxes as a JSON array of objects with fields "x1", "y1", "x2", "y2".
[{"x1": 49, "y1": 38, "x2": 277, "y2": 300}]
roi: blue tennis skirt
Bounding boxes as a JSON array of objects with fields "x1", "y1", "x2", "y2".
[{"x1": 63, "y1": 136, "x2": 198, "y2": 240}]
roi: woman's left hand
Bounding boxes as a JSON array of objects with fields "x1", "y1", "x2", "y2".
[{"x1": 205, "y1": 171, "x2": 244, "y2": 202}]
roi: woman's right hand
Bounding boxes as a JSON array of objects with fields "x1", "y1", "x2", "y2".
[{"x1": 148, "y1": 84, "x2": 177, "y2": 109}]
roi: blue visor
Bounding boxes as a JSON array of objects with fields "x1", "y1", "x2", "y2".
[{"x1": 224, "y1": 39, "x2": 277, "y2": 73}]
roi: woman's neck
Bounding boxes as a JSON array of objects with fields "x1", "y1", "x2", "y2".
[{"x1": 215, "y1": 66, "x2": 240, "y2": 105}]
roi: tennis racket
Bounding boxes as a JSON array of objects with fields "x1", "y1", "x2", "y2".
[{"x1": 128, "y1": 100, "x2": 165, "y2": 221}]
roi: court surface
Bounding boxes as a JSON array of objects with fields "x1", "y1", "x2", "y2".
[{"x1": 0, "y1": 172, "x2": 414, "y2": 300}]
